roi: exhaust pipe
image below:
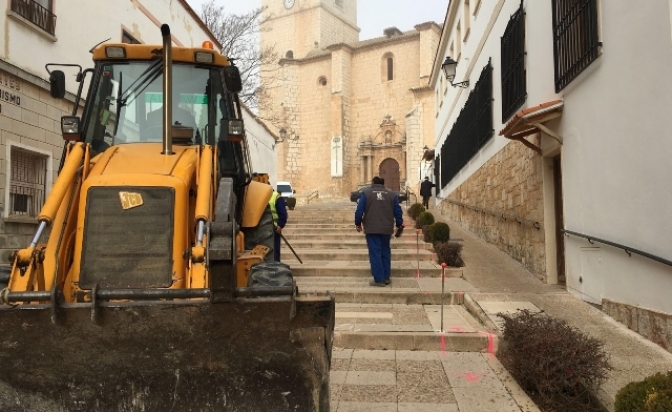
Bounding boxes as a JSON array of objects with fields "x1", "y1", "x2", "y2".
[{"x1": 161, "y1": 24, "x2": 173, "y2": 155}]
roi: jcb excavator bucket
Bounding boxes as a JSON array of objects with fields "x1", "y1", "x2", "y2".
[{"x1": 0, "y1": 292, "x2": 334, "y2": 412}]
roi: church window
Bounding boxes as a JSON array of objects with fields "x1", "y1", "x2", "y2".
[
  {"x1": 318, "y1": 76, "x2": 328, "y2": 86},
  {"x1": 285, "y1": 50, "x2": 294, "y2": 59},
  {"x1": 387, "y1": 57, "x2": 394, "y2": 81}
]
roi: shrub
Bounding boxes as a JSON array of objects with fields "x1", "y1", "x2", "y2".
[
  {"x1": 408, "y1": 203, "x2": 425, "y2": 220},
  {"x1": 615, "y1": 371, "x2": 672, "y2": 412},
  {"x1": 422, "y1": 225, "x2": 432, "y2": 243},
  {"x1": 498, "y1": 310, "x2": 611, "y2": 412},
  {"x1": 429, "y1": 222, "x2": 450, "y2": 245},
  {"x1": 415, "y1": 211, "x2": 435, "y2": 229},
  {"x1": 434, "y1": 242, "x2": 463, "y2": 267}
]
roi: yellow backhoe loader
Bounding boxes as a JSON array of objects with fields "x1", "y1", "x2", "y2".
[{"x1": 0, "y1": 25, "x2": 334, "y2": 412}]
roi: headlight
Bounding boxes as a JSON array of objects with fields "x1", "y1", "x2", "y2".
[
  {"x1": 61, "y1": 116, "x2": 80, "y2": 134},
  {"x1": 105, "y1": 47, "x2": 126, "y2": 58},
  {"x1": 194, "y1": 52, "x2": 214, "y2": 63}
]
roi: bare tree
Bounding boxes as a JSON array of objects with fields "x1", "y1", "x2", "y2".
[{"x1": 200, "y1": 0, "x2": 277, "y2": 112}]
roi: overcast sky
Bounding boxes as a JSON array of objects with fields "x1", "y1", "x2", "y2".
[{"x1": 186, "y1": 0, "x2": 449, "y2": 41}]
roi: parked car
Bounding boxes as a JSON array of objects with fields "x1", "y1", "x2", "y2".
[
  {"x1": 276, "y1": 181, "x2": 295, "y2": 198},
  {"x1": 350, "y1": 188, "x2": 408, "y2": 203}
]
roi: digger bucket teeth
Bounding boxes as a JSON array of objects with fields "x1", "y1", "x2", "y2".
[{"x1": 0, "y1": 294, "x2": 335, "y2": 412}]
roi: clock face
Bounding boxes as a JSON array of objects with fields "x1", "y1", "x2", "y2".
[{"x1": 284, "y1": 0, "x2": 295, "y2": 9}]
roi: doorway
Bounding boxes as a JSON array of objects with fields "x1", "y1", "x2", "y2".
[
  {"x1": 553, "y1": 155, "x2": 566, "y2": 284},
  {"x1": 379, "y1": 158, "x2": 400, "y2": 191}
]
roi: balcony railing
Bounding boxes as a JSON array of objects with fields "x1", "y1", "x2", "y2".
[{"x1": 11, "y1": 0, "x2": 56, "y2": 36}]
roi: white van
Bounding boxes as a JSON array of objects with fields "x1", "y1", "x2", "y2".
[{"x1": 276, "y1": 181, "x2": 295, "y2": 198}]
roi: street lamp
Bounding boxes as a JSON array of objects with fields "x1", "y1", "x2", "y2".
[{"x1": 441, "y1": 56, "x2": 469, "y2": 88}]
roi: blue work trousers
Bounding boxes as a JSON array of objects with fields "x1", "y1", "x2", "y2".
[{"x1": 365, "y1": 234, "x2": 392, "y2": 283}]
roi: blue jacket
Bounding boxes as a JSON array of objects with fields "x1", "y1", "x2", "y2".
[
  {"x1": 275, "y1": 196, "x2": 288, "y2": 228},
  {"x1": 354, "y1": 184, "x2": 403, "y2": 235}
]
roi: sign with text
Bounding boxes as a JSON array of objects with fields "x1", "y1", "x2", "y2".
[{"x1": 0, "y1": 70, "x2": 22, "y2": 114}]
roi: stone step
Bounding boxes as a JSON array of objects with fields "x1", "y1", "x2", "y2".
[
  {"x1": 288, "y1": 261, "x2": 460, "y2": 278},
  {"x1": 281, "y1": 248, "x2": 435, "y2": 262},
  {"x1": 331, "y1": 303, "x2": 492, "y2": 351},
  {"x1": 282, "y1": 239, "x2": 433, "y2": 250},
  {"x1": 282, "y1": 227, "x2": 421, "y2": 236},
  {"x1": 296, "y1": 276, "x2": 478, "y2": 297}
]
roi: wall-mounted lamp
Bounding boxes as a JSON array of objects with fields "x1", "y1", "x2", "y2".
[
  {"x1": 279, "y1": 128, "x2": 287, "y2": 140},
  {"x1": 423, "y1": 145, "x2": 429, "y2": 152},
  {"x1": 441, "y1": 56, "x2": 469, "y2": 88}
]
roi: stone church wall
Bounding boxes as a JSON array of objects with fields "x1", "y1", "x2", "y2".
[{"x1": 437, "y1": 138, "x2": 547, "y2": 280}]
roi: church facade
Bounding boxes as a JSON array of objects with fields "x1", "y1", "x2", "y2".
[{"x1": 259, "y1": 0, "x2": 440, "y2": 199}]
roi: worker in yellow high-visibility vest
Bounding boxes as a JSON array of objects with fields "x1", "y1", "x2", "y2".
[{"x1": 269, "y1": 189, "x2": 288, "y2": 262}]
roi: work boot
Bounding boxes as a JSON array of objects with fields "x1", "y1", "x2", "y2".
[
  {"x1": 384, "y1": 279, "x2": 391, "y2": 285},
  {"x1": 369, "y1": 281, "x2": 386, "y2": 287}
]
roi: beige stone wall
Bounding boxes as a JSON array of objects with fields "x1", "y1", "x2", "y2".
[
  {"x1": 603, "y1": 299, "x2": 672, "y2": 353},
  {"x1": 437, "y1": 138, "x2": 547, "y2": 279},
  {"x1": 0, "y1": 68, "x2": 73, "y2": 262}
]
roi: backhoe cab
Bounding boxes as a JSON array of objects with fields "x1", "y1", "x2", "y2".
[{"x1": 0, "y1": 25, "x2": 334, "y2": 412}]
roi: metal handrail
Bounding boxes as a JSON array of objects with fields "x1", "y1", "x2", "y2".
[
  {"x1": 445, "y1": 198, "x2": 541, "y2": 229},
  {"x1": 562, "y1": 230, "x2": 672, "y2": 267},
  {"x1": 306, "y1": 190, "x2": 319, "y2": 204}
]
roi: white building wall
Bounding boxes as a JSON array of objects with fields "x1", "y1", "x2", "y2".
[
  {"x1": 557, "y1": 1, "x2": 672, "y2": 311},
  {"x1": 242, "y1": 106, "x2": 278, "y2": 187},
  {"x1": 1, "y1": 0, "x2": 217, "y2": 95},
  {"x1": 432, "y1": 0, "x2": 672, "y2": 314}
]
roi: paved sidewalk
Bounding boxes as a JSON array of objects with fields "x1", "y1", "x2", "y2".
[
  {"x1": 427, "y1": 209, "x2": 672, "y2": 411},
  {"x1": 330, "y1": 349, "x2": 539, "y2": 412}
]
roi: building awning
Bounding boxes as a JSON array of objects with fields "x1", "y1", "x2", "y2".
[{"x1": 499, "y1": 100, "x2": 564, "y2": 154}]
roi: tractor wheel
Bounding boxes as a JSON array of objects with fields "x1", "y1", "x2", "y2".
[
  {"x1": 248, "y1": 261, "x2": 293, "y2": 288},
  {"x1": 242, "y1": 205, "x2": 275, "y2": 262}
]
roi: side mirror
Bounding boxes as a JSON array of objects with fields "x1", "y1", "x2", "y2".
[
  {"x1": 223, "y1": 66, "x2": 242, "y2": 93},
  {"x1": 49, "y1": 70, "x2": 66, "y2": 99},
  {"x1": 61, "y1": 116, "x2": 81, "y2": 141}
]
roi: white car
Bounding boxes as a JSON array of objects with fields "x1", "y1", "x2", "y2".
[{"x1": 276, "y1": 181, "x2": 295, "y2": 198}]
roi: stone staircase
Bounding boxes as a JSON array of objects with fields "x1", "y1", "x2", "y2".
[{"x1": 282, "y1": 204, "x2": 497, "y2": 353}]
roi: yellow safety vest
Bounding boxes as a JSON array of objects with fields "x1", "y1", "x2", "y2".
[{"x1": 269, "y1": 191, "x2": 279, "y2": 225}]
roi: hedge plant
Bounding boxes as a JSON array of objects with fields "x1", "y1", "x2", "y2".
[
  {"x1": 498, "y1": 310, "x2": 611, "y2": 412},
  {"x1": 421, "y1": 225, "x2": 432, "y2": 243},
  {"x1": 408, "y1": 203, "x2": 425, "y2": 220},
  {"x1": 615, "y1": 371, "x2": 672, "y2": 412},
  {"x1": 429, "y1": 222, "x2": 450, "y2": 246},
  {"x1": 415, "y1": 211, "x2": 435, "y2": 229},
  {"x1": 434, "y1": 242, "x2": 463, "y2": 267}
]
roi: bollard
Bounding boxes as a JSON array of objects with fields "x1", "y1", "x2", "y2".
[
  {"x1": 416, "y1": 229, "x2": 421, "y2": 279},
  {"x1": 440, "y1": 263, "x2": 447, "y2": 333}
]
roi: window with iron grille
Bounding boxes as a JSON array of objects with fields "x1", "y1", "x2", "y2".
[
  {"x1": 10, "y1": 0, "x2": 56, "y2": 36},
  {"x1": 552, "y1": 0, "x2": 600, "y2": 92},
  {"x1": 434, "y1": 155, "x2": 441, "y2": 190},
  {"x1": 501, "y1": 1, "x2": 526, "y2": 122},
  {"x1": 9, "y1": 147, "x2": 48, "y2": 217},
  {"x1": 439, "y1": 62, "x2": 493, "y2": 188}
]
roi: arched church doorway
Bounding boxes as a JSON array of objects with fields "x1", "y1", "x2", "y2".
[{"x1": 379, "y1": 158, "x2": 400, "y2": 191}]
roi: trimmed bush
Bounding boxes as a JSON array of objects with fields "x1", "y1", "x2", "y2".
[
  {"x1": 422, "y1": 225, "x2": 432, "y2": 243},
  {"x1": 615, "y1": 371, "x2": 672, "y2": 412},
  {"x1": 408, "y1": 203, "x2": 425, "y2": 220},
  {"x1": 434, "y1": 242, "x2": 463, "y2": 267},
  {"x1": 498, "y1": 310, "x2": 611, "y2": 412},
  {"x1": 415, "y1": 211, "x2": 435, "y2": 229},
  {"x1": 429, "y1": 222, "x2": 450, "y2": 246}
]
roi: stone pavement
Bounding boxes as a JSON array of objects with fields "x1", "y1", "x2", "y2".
[{"x1": 284, "y1": 203, "x2": 541, "y2": 412}]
